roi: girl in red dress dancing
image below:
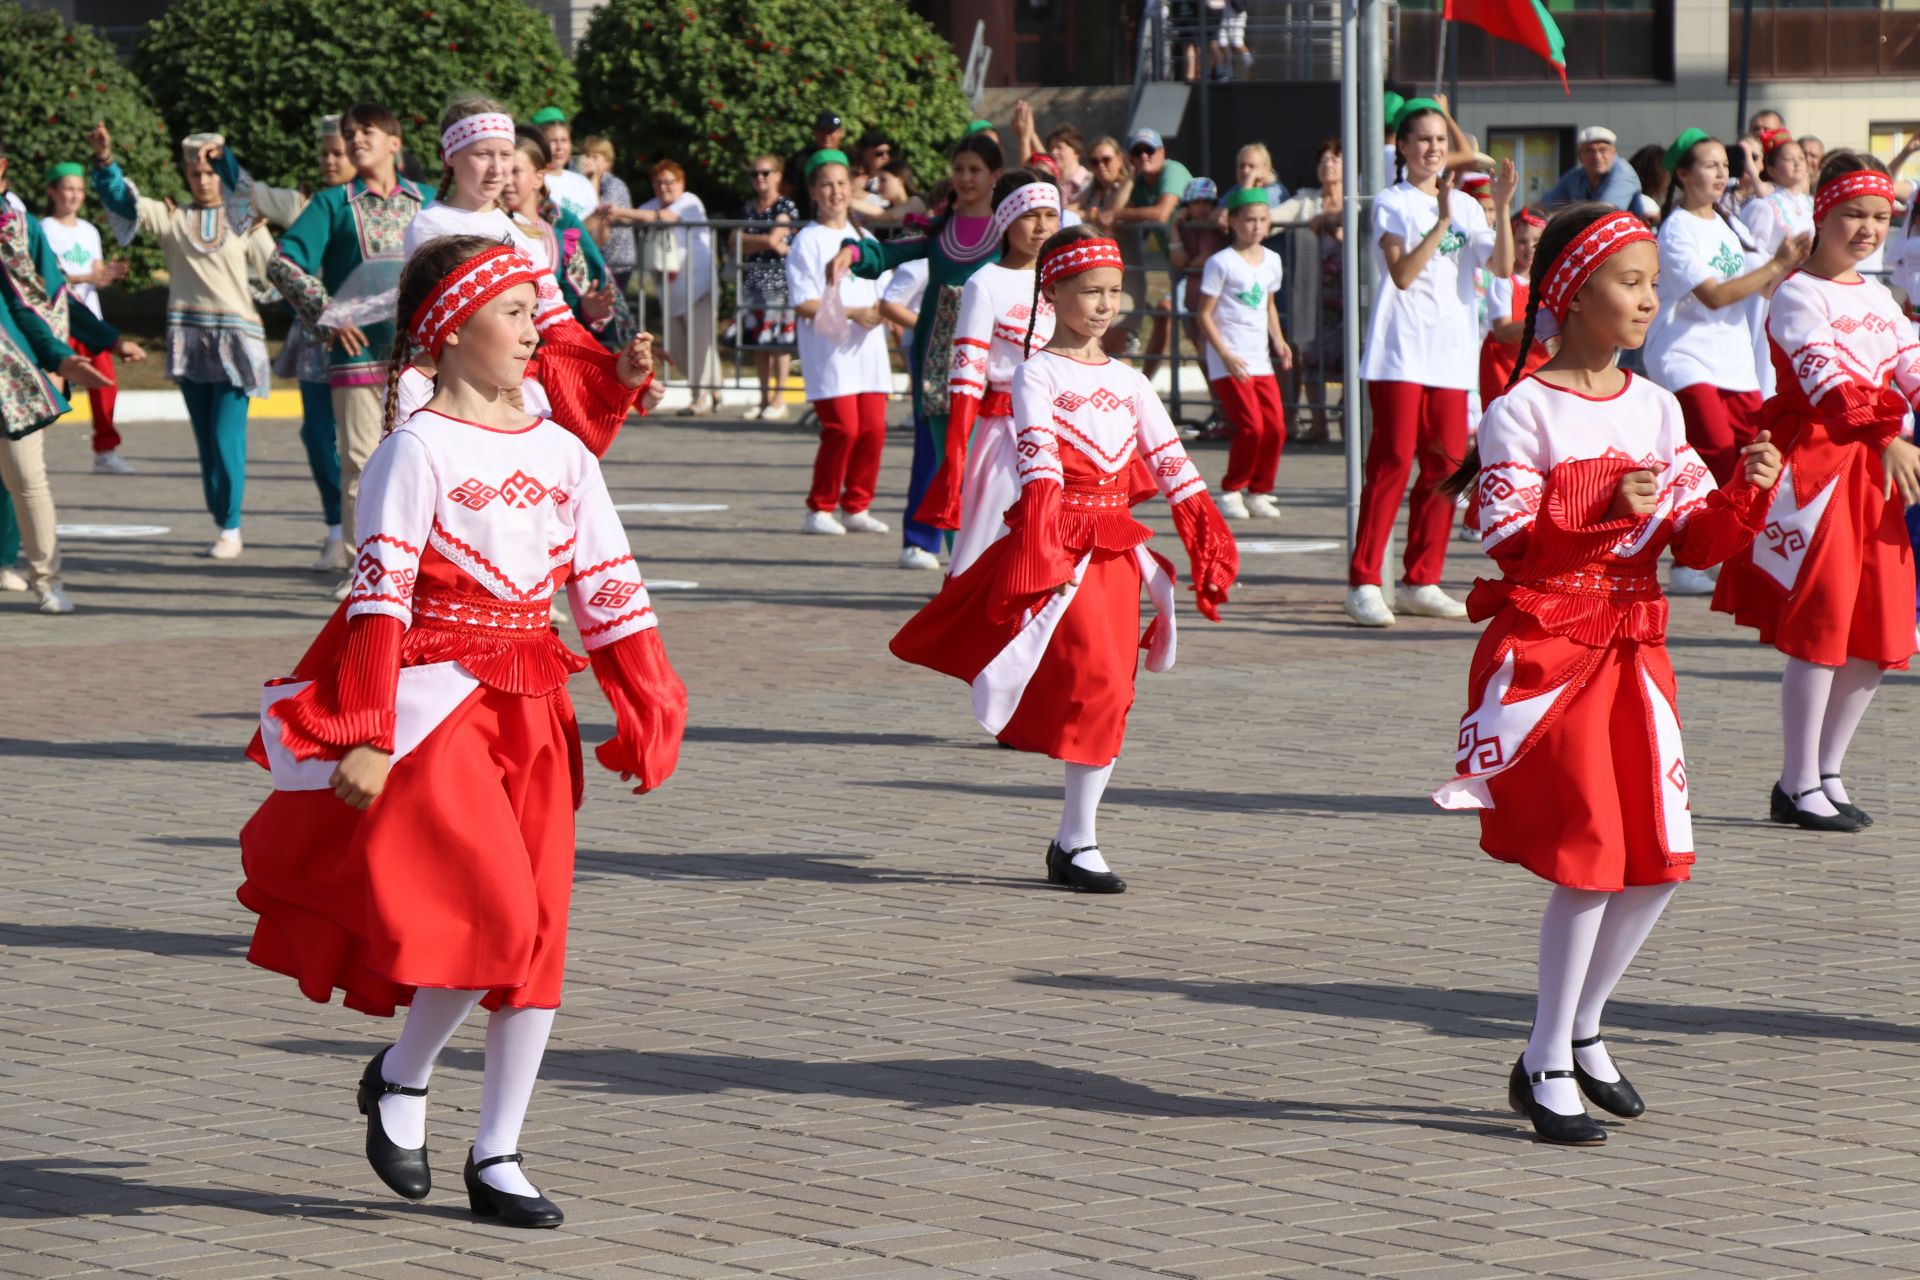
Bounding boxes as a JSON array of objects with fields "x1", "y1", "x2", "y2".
[
  {"x1": 1713, "y1": 154, "x2": 1920, "y2": 832},
  {"x1": 238, "y1": 235, "x2": 687, "y2": 1226},
  {"x1": 891, "y1": 228, "x2": 1238, "y2": 893},
  {"x1": 1436, "y1": 204, "x2": 1782, "y2": 1145}
]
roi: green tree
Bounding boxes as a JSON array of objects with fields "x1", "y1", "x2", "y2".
[
  {"x1": 135, "y1": 0, "x2": 578, "y2": 190},
  {"x1": 0, "y1": 1, "x2": 174, "y2": 283},
  {"x1": 574, "y1": 0, "x2": 971, "y2": 208}
]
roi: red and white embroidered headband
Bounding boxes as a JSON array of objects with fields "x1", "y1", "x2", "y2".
[
  {"x1": 1039, "y1": 237, "x2": 1124, "y2": 289},
  {"x1": 1814, "y1": 170, "x2": 1895, "y2": 223},
  {"x1": 440, "y1": 112, "x2": 516, "y2": 159},
  {"x1": 989, "y1": 182, "x2": 1062, "y2": 245},
  {"x1": 408, "y1": 245, "x2": 544, "y2": 359},
  {"x1": 1540, "y1": 211, "x2": 1655, "y2": 323}
]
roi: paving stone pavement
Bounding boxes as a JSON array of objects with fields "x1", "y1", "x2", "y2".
[{"x1": 2, "y1": 407, "x2": 1918, "y2": 1280}]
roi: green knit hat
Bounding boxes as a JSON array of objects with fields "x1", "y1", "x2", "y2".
[
  {"x1": 964, "y1": 119, "x2": 996, "y2": 137},
  {"x1": 530, "y1": 107, "x2": 567, "y2": 127},
  {"x1": 1664, "y1": 127, "x2": 1710, "y2": 172},
  {"x1": 1394, "y1": 97, "x2": 1442, "y2": 132},
  {"x1": 43, "y1": 161, "x2": 84, "y2": 186},
  {"x1": 1383, "y1": 91, "x2": 1406, "y2": 130},
  {"x1": 1224, "y1": 186, "x2": 1269, "y2": 212},
  {"x1": 804, "y1": 148, "x2": 850, "y2": 177}
]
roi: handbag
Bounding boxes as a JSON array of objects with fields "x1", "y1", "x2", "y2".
[{"x1": 641, "y1": 224, "x2": 686, "y2": 276}]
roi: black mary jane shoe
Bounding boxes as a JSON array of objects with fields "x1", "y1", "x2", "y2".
[
  {"x1": 1569, "y1": 1035, "x2": 1645, "y2": 1119},
  {"x1": 356, "y1": 1047, "x2": 431, "y2": 1200},
  {"x1": 1770, "y1": 783, "x2": 1864, "y2": 833},
  {"x1": 1507, "y1": 1055, "x2": 1607, "y2": 1146},
  {"x1": 1045, "y1": 841, "x2": 1127, "y2": 894},
  {"x1": 465, "y1": 1151, "x2": 564, "y2": 1228},
  {"x1": 1821, "y1": 775, "x2": 1873, "y2": 826}
]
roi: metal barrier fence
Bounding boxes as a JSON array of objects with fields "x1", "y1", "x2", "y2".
[{"x1": 613, "y1": 213, "x2": 1351, "y2": 437}]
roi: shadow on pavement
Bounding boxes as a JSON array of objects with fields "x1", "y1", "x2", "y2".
[
  {"x1": 0, "y1": 738, "x2": 240, "y2": 763},
  {"x1": 0, "y1": 922, "x2": 247, "y2": 957},
  {"x1": 577, "y1": 847, "x2": 1040, "y2": 890},
  {"x1": 0, "y1": 1157, "x2": 390, "y2": 1221},
  {"x1": 851, "y1": 777, "x2": 1439, "y2": 816},
  {"x1": 1016, "y1": 975, "x2": 1920, "y2": 1043}
]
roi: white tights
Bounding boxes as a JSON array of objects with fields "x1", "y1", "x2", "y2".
[
  {"x1": 377, "y1": 989, "x2": 554, "y2": 1196},
  {"x1": 1525, "y1": 884, "x2": 1678, "y2": 1114},
  {"x1": 1780, "y1": 656, "x2": 1882, "y2": 816},
  {"x1": 1057, "y1": 760, "x2": 1116, "y2": 872}
]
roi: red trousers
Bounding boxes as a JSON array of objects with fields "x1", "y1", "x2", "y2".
[
  {"x1": 69, "y1": 337, "x2": 118, "y2": 454},
  {"x1": 808, "y1": 392, "x2": 886, "y2": 514},
  {"x1": 1348, "y1": 380, "x2": 1467, "y2": 588},
  {"x1": 1673, "y1": 383, "x2": 1761, "y2": 487},
  {"x1": 1212, "y1": 374, "x2": 1285, "y2": 494}
]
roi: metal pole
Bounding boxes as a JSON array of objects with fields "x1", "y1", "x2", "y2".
[
  {"x1": 1431, "y1": 13, "x2": 1447, "y2": 96},
  {"x1": 1340, "y1": 0, "x2": 1364, "y2": 554},
  {"x1": 1446, "y1": 17, "x2": 1461, "y2": 115},
  {"x1": 1735, "y1": 0, "x2": 1755, "y2": 140}
]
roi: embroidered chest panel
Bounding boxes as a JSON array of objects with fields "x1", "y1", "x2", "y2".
[{"x1": 350, "y1": 188, "x2": 418, "y2": 261}]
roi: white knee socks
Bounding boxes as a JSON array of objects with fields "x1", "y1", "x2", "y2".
[
  {"x1": 1057, "y1": 760, "x2": 1117, "y2": 873},
  {"x1": 1571, "y1": 884, "x2": 1678, "y2": 1082},
  {"x1": 472, "y1": 1005, "x2": 556, "y2": 1196},
  {"x1": 1780, "y1": 658, "x2": 1840, "y2": 815},
  {"x1": 381, "y1": 988, "x2": 485, "y2": 1148},
  {"x1": 1818, "y1": 658, "x2": 1882, "y2": 807},
  {"x1": 1525, "y1": 887, "x2": 1609, "y2": 1114}
]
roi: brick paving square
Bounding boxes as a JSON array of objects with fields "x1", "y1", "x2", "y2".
[{"x1": 3, "y1": 410, "x2": 1919, "y2": 1280}]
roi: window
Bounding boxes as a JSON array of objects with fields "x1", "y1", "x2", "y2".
[
  {"x1": 1489, "y1": 130, "x2": 1574, "y2": 207},
  {"x1": 1731, "y1": 2, "x2": 1920, "y2": 79},
  {"x1": 1393, "y1": 0, "x2": 1672, "y2": 83},
  {"x1": 1869, "y1": 123, "x2": 1920, "y2": 185}
]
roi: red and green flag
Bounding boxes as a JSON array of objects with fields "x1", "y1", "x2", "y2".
[{"x1": 1443, "y1": 0, "x2": 1568, "y2": 89}]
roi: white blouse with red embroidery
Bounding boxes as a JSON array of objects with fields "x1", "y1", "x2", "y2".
[
  {"x1": 346, "y1": 409, "x2": 657, "y2": 651},
  {"x1": 1766, "y1": 270, "x2": 1920, "y2": 410},
  {"x1": 1475, "y1": 373, "x2": 1720, "y2": 558},
  {"x1": 950, "y1": 263, "x2": 1055, "y2": 404},
  {"x1": 1008, "y1": 350, "x2": 1205, "y2": 502}
]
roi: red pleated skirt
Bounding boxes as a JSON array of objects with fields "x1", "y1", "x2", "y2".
[{"x1": 238, "y1": 683, "x2": 584, "y2": 1016}]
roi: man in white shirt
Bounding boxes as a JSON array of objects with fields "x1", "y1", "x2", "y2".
[{"x1": 530, "y1": 107, "x2": 597, "y2": 222}]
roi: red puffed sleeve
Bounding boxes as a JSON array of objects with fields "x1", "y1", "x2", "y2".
[
  {"x1": 267, "y1": 613, "x2": 404, "y2": 759},
  {"x1": 532, "y1": 326, "x2": 647, "y2": 459},
  {"x1": 915, "y1": 391, "x2": 979, "y2": 529},
  {"x1": 587, "y1": 629, "x2": 687, "y2": 792},
  {"x1": 1670, "y1": 476, "x2": 1770, "y2": 569},
  {"x1": 1511, "y1": 455, "x2": 1643, "y2": 581},
  {"x1": 1169, "y1": 493, "x2": 1237, "y2": 621},
  {"x1": 987, "y1": 479, "x2": 1075, "y2": 624}
]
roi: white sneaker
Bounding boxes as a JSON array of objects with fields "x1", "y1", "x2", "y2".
[
  {"x1": 759, "y1": 402, "x2": 790, "y2": 422},
  {"x1": 36, "y1": 584, "x2": 73, "y2": 614},
  {"x1": 1398, "y1": 582, "x2": 1469, "y2": 619},
  {"x1": 841, "y1": 509, "x2": 890, "y2": 534},
  {"x1": 0, "y1": 566, "x2": 26, "y2": 592},
  {"x1": 332, "y1": 577, "x2": 353, "y2": 601},
  {"x1": 898, "y1": 545, "x2": 941, "y2": 571},
  {"x1": 1344, "y1": 584, "x2": 1396, "y2": 628},
  {"x1": 92, "y1": 450, "x2": 135, "y2": 475},
  {"x1": 803, "y1": 510, "x2": 846, "y2": 535},
  {"x1": 311, "y1": 533, "x2": 348, "y2": 573},
  {"x1": 1246, "y1": 493, "x2": 1282, "y2": 519},
  {"x1": 744, "y1": 403, "x2": 764, "y2": 420},
  {"x1": 1216, "y1": 489, "x2": 1250, "y2": 520},
  {"x1": 205, "y1": 532, "x2": 243, "y2": 560},
  {"x1": 1668, "y1": 564, "x2": 1717, "y2": 596}
]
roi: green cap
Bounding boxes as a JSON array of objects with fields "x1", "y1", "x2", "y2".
[
  {"x1": 530, "y1": 106, "x2": 567, "y2": 127},
  {"x1": 964, "y1": 119, "x2": 996, "y2": 137},
  {"x1": 1664, "y1": 127, "x2": 1710, "y2": 172},
  {"x1": 43, "y1": 161, "x2": 84, "y2": 185},
  {"x1": 1383, "y1": 91, "x2": 1406, "y2": 129},
  {"x1": 804, "y1": 148, "x2": 850, "y2": 177},
  {"x1": 1225, "y1": 185, "x2": 1269, "y2": 212},
  {"x1": 1394, "y1": 97, "x2": 1442, "y2": 132}
]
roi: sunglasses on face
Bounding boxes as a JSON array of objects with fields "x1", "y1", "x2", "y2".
[
  {"x1": 751, "y1": 169, "x2": 777, "y2": 177},
  {"x1": 1093, "y1": 154, "x2": 1118, "y2": 165},
  {"x1": 1129, "y1": 146, "x2": 1155, "y2": 158}
]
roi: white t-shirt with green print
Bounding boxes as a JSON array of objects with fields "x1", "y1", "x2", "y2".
[
  {"x1": 1646, "y1": 207, "x2": 1761, "y2": 394},
  {"x1": 1199, "y1": 245, "x2": 1284, "y2": 381},
  {"x1": 1360, "y1": 181, "x2": 1494, "y2": 389},
  {"x1": 40, "y1": 216, "x2": 105, "y2": 318}
]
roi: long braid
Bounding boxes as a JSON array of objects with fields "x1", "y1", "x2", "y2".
[
  {"x1": 379, "y1": 333, "x2": 410, "y2": 437},
  {"x1": 1024, "y1": 267, "x2": 1041, "y2": 357},
  {"x1": 1504, "y1": 277, "x2": 1545, "y2": 395}
]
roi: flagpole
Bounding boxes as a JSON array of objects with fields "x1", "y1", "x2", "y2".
[{"x1": 1431, "y1": 10, "x2": 1448, "y2": 96}]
